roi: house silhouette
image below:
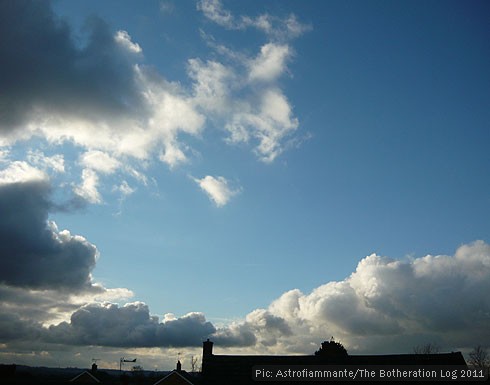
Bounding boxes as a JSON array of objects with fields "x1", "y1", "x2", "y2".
[
  {"x1": 200, "y1": 339, "x2": 467, "y2": 384},
  {"x1": 153, "y1": 360, "x2": 199, "y2": 385}
]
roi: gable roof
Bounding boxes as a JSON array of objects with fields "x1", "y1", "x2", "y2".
[
  {"x1": 153, "y1": 370, "x2": 197, "y2": 385},
  {"x1": 69, "y1": 371, "x2": 101, "y2": 383}
]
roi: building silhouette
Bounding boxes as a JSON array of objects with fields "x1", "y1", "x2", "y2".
[
  {"x1": 200, "y1": 339, "x2": 467, "y2": 384},
  {"x1": 152, "y1": 360, "x2": 199, "y2": 385}
]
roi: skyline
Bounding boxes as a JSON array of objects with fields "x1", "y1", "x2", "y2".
[{"x1": 0, "y1": 0, "x2": 489, "y2": 371}]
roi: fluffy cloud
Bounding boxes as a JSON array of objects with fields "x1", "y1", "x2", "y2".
[
  {"x1": 80, "y1": 150, "x2": 121, "y2": 175},
  {"x1": 0, "y1": 170, "x2": 133, "y2": 341},
  {"x1": 192, "y1": 1, "x2": 306, "y2": 163},
  {"x1": 188, "y1": 48, "x2": 299, "y2": 162},
  {"x1": 46, "y1": 303, "x2": 216, "y2": 348},
  {"x1": 114, "y1": 30, "x2": 142, "y2": 54},
  {"x1": 194, "y1": 175, "x2": 240, "y2": 207},
  {"x1": 0, "y1": 313, "x2": 44, "y2": 342},
  {"x1": 237, "y1": 241, "x2": 490, "y2": 354},
  {"x1": 0, "y1": 240, "x2": 488, "y2": 357},
  {"x1": 224, "y1": 89, "x2": 299, "y2": 162},
  {"x1": 0, "y1": 0, "x2": 204, "y2": 171},
  {"x1": 0, "y1": 161, "x2": 47, "y2": 185},
  {"x1": 74, "y1": 168, "x2": 102, "y2": 204},
  {"x1": 0, "y1": 301, "x2": 252, "y2": 349},
  {"x1": 188, "y1": 58, "x2": 234, "y2": 114},
  {"x1": 249, "y1": 44, "x2": 290, "y2": 82},
  {"x1": 1, "y1": 0, "x2": 308, "y2": 208},
  {"x1": 0, "y1": 180, "x2": 98, "y2": 291},
  {"x1": 0, "y1": 1, "x2": 142, "y2": 137},
  {"x1": 27, "y1": 151, "x2": 65, "y2": 174}
]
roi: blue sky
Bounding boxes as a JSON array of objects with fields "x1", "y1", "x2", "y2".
[{"x1": 0, "y1": 0, "x2": 489, "y2": 371}]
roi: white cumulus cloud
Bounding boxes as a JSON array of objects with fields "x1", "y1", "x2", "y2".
[
  {"x1": 249, "y1": 43, "x2": 290, "y2": 82},
  {"x1": 0, "y1": 0, "x2": 309, "y2": 206},
  {"x1": 114, "y1": 30, "x2": 142, "y2": 54},
  {"x1": 74, "y1": 169, "x2": 102, "y2": 204},
  {"x1": 0, "y1": 161, "x2": 47, "y2": 185},
  {"x1": 80, "y1": 150, "x2": 121, "y2": 175},
  {"x1": 216, "y1": 241, "x2": 490, "y2": 355},
  {"x1": 194, "y1": 175, "x2": 240, "y2": 207}
]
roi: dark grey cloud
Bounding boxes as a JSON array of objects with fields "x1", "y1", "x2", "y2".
[
  {"x1": 212, "y1": 324, "x2": 257, "y2": 347},
  {"x1": 0, "y1": 312, "x2": 43, "y2": 342},
  {"x1": 0, "y1": 298, "x2": 256, "y2": 349},
  {"x1": 0, "y1": 285, "x2": 80, "y2": 323},
  {"x1": 47, "y1": 302, "x2": 217, "y2": 348},
  {"x1": 0, "y1": 0, "x2": 144, "y2": 133},
  {"x1": 0, "y1": 181, "x2": 98, "y2": 290}
]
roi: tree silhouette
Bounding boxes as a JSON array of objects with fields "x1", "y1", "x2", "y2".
[
  {"x1": 190, "y1": 355, "x2": 199, "y2": 372},
  {"x1": 314, "y1": 337, "x2": 348, "y2": 357},
  {"x1": 468, "y1": 345, "x2": 489, "y2": 369},
  {"x1": 413, "y1": 343, "x2": 440, "y2": 354}
]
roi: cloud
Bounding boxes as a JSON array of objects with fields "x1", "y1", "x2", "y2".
[
  {"x1": 193, "y1": 1, "x2": 307, "y2": 162},
  {"x1": 80, "y1": 150, "x2": 121, "y2": 175},
  {"x1": 0, "y1": 313, "x2": 44, "y2": 342},
  {"x1": 194, "y1": 175, "x2": 240, "y2": 207},
  {"x1": 212, "y1": 323, "x2": 257, "y2": 347},
  {"x1": 197, "y1": 0, "x2": 234, "y2": 29},
  {"x1": 187, "y1": 47, "x2": 299, "y2": 162},
  {"x1": 249, "y1": 43, "x2": 290, "y2": 82},
  {"x1": 114, "y1": 30, "x2": 142, "y2": 54},
  {"x1": 0, "y1": 1, "x2": 143, "y2": 136},
  {"x1": 74, "y1": 168, "x2": 102, "y2": 204},
  {"x1": 1, "y1": 240, "x2": 488, "y2": 356},
  {"x1": 0, "y1": 161, "x2": 47, "y2": 185},
  {"x1": 46, "y1": 303, "x2": 216, "y2": 348},
  {"x1": 27, "y1": 151, "x2": 65, "y2": 174},
  {"x1": 188, "y1": 58, "x2": 234, "y2": 114},
  {"x1": 0, "y1": 0, "x2": 204, "y2": 171},
  {"x1": 197, "y1": 0, "x2": 311, "y2": 40},
  {"x1": 160, "y1": 1, "x2": 175, "y2": 15},
  {"x1": 0, "y1": 175, "x2": 134, "y2": 339},
  {"x1": 0, "y1": 180, "x2": 100, "y2": 291},
  {"x1": 225, "y1": 88, "x2": 299, "y2": 162},
  {"x1": 1, "y1": 0, "x2": 308, "y2": 209},
  {"x1": 238, "y1": 241, "x2": 490, "y2": 354},
  {"x1": 0, "y1": 299, "x2": 255, "y2": 349},
  {"x1": 113, "y1": 180, "x2": 135, "y2": 197}
]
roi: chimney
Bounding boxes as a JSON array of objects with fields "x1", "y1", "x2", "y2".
[
  {"x1": 91, "y1": 363, "x2": 97, "y2": 374},
  {"x1": 176, "y1": 360, "x2": 181, "y2": 372},
  {"x1": 203, "y1": 339, "x2": 213, "y2": 357}
]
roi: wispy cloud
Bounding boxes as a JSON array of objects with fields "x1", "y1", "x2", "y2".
[{"x1": 197, "y1": 0, "x2": 311, "y2": 40}]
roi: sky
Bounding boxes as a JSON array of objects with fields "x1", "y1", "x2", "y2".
[{"x1": 0, "y1": 0, "x2": 489, "y2": 372}]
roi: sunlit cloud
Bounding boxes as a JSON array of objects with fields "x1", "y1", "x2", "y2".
[
  {"x1": 114, "y1": 30, "x2": 142, "y2": 54},
  {"x1": 193, "y1": 175, "x2": 241, "y2": 207},
  {"x1": 0, "y1": 161, "x2": 47, "y2": 185},
  {"x1": 234, "y1": 241, "x2": 490, "y2": 354}
]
